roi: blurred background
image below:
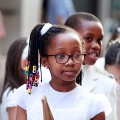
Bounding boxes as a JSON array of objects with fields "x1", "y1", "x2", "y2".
[{"x1": 0, "y1": 0, "x2": 120, "y2": 55}]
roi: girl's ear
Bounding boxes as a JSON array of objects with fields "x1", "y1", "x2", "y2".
[
  {"x1": 21, "y1": 58, "x2": 28, "y2": 71},
  {"x1": 41, "y1": 57, "x2": 48, "y2": 68}
]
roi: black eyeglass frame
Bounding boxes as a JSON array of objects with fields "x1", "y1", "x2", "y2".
[{"x1": 43, "y1": 53, "x2": 86, "y2": 64}]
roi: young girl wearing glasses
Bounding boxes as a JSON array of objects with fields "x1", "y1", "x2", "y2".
[{"x1": 14, "y1": 23, "x2": 106, "y2": 120}]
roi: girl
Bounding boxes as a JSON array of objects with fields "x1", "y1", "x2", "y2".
[
  {"x1": 15, "y1": 23, "x2": 105, "y2": 120},
  {"x1": 0, "y1": 37, "x2": 28, "y2": 120},
  {"x1": 105, "y1": 39, "x2": 120, "y2": 84}
]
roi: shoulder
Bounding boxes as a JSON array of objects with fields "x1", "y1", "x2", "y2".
[
  {"x1": 2, "y1": 87, "x2": 17, "y2": 101},
  {"x1": 93, "y1": 66, "x2": 115, "y2": 80},
  {"x1": 76, "y1": 85, "x2": 100, "y2": 100},
  {"x1": 15, "y1": 82, "x2": 49, "y2": 95},
  {"x1": 87, "y1": 93, "x2": 106, "y2": 118},
  {"x1": 77, "y1": 86, "x2": 105, "y2": 109},
  {"x1": 83, "y1": 65, "x2": 115, "y2": 81},
  {"x1": 14, "y1": 83, "x2": 49, "y2": 110},
  {"x1": 74, "y1": 86, "x2": 106, "y2": 119},
  {"x1": 1, "y1": 87, "x2": 17, "y2": 109}
]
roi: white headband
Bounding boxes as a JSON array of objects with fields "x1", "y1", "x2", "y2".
[
  {"x1": 21, "y1": 43, "x2": 29, "y2": 60},
  {"x1": 22, "y1": 23, "x2": 53, "y2": 59},
  {"x1": 41, "y1": 23, "x2": 52, "y2": 35},
  {"x1": 26, "y1": 37, "x2": 29, "y2": 44},
  {"x1": 21, "y1": 38, "x2": 29, "y2": 60},
  {"x1": 26, "y1": 23, "x2": 52, "y2": 45}
]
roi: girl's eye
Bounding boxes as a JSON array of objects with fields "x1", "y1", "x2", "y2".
[
  {"x1": 56, "y1": 54, "x2": 65, "y2": 59},
  {"x1": 84, "y1": 37, "x2": 92, "y2": 41}
]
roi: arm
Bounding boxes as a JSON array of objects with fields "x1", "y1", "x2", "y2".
[
  {"x1": 7, "y1": 107, "x2": 17, "y2": 120},
  {"x1": 16, "y1": 106, "x2": 27, "y2": 120},
  {"x1": 91, "y1": 112, "x2": 105, "y2": 120}
]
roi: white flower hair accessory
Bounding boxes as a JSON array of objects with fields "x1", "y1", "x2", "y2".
[
  {"x1": 109, "y1": 38, "x2": 120, "y2": 46},
  {"x1": 21, "y1": 44, "x2": 29, "y2": 60},
  {"x1": 26, "y1": 37, "x2": 30, "y2": 44},
  {"x1": 21, "y1": 37, "x2": 29, "y2": 60}
]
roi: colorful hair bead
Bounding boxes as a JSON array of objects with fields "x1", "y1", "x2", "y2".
[{"x1": 25, "y1": 64, "x2": 40, "y2": 94}]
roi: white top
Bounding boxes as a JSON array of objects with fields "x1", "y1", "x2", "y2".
[
  {"x1": 14, "y1": 82, "x2": 105, "y2": 120},
  {"x1": 0, "y1": 87, "x2": 17, "y2": 120},
  {"x1": 82, "y1": 65, "x2": 116, "y2": 120},
  {"x1": 94, "y1": 57, "x2": 105, "y2": 70}
]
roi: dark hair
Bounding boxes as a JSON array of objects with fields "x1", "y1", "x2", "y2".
[
  {"x1": 107, "y1": 24, "x2": 120, "y2": 47},
  {"x1": 26, "y1": 23, "x2": 83, "y2": 92},
  {"x1": 0, "y1": 37, "x2": 27, "y2": 103},
  {"x1": 105, "y1": 39, "x2": 120, "y2": 68},
  {"x1": 65, "y1": 12, "x2": 101, "y2": 31}
]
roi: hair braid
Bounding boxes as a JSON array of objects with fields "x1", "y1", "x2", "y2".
[{"x1": 26, "y1": 25, "x2": 41, "y2": 94}]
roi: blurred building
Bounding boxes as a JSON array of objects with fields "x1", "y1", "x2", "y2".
[
  {"x1": 0, "y1": 0, "x2": 43, "y2": 55},
  {"x1": 0, "y1": 0, "x2": 120, "y2": 55}
]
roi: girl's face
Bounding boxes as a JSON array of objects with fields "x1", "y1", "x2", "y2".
[
  {"x1": 77, "y1": 21, "x2": 104, "y2": 65},
  {"x1": 42, "y1": 32, "x2": 83, "y2": 83}
]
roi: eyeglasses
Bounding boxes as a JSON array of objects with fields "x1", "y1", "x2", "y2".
[{"x1": 43, "y1": 53, "x2": 85, "y2": 64}]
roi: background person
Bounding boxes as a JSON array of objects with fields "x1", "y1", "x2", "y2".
[
  {"x1": 95, "y1": 24, "x2": 120, "y2": 71},
  {"x1": 42, "y1": 0, "x2": 76, "y2": 25},
  {"x1": 0, "y1": 11, "x2": 6, "y2": 41},
  {"x1": 0, "y1": 37, "x2": 28, "y2": 120},
  {"x1": 105, "y1": 39, "x2": 120, "y2": 85},
  {"x1": 65, "y1": 12, "x2": 117, "y2": 120}
]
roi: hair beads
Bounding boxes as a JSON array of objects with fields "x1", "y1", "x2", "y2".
[
  {"x1": 24, "y1": 23, "x2": 52, "y2": 94},
  {"x1": 25, "y1": 63, "x2": 40, "y2": 94}
]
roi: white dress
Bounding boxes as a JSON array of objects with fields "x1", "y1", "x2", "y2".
[
  {"x1": 0, "y1": 87, "x2": 17, "y2": 120},
  {"x1": 14, "y1": 82, "x2": 105, "y2": 120}
]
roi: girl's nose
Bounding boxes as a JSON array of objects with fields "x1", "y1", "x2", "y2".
[{"x1": 65, "y1": 57, "x2": 75, "y2": 66}]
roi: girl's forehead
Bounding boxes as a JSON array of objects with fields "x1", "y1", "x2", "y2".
[
  {"x1": 51, "y1": 32, "x2": 81, "y2": 44},
  {"x1": 48, "y1": 32, "x2": 82, "y2": 51},
  {"x1": 53, "y1": 32, "x2": 80, "y2": 40}
]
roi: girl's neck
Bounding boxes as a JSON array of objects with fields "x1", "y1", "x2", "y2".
[{"x1": 49, "y1": 80, "x2": 77, "y2": 92}]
